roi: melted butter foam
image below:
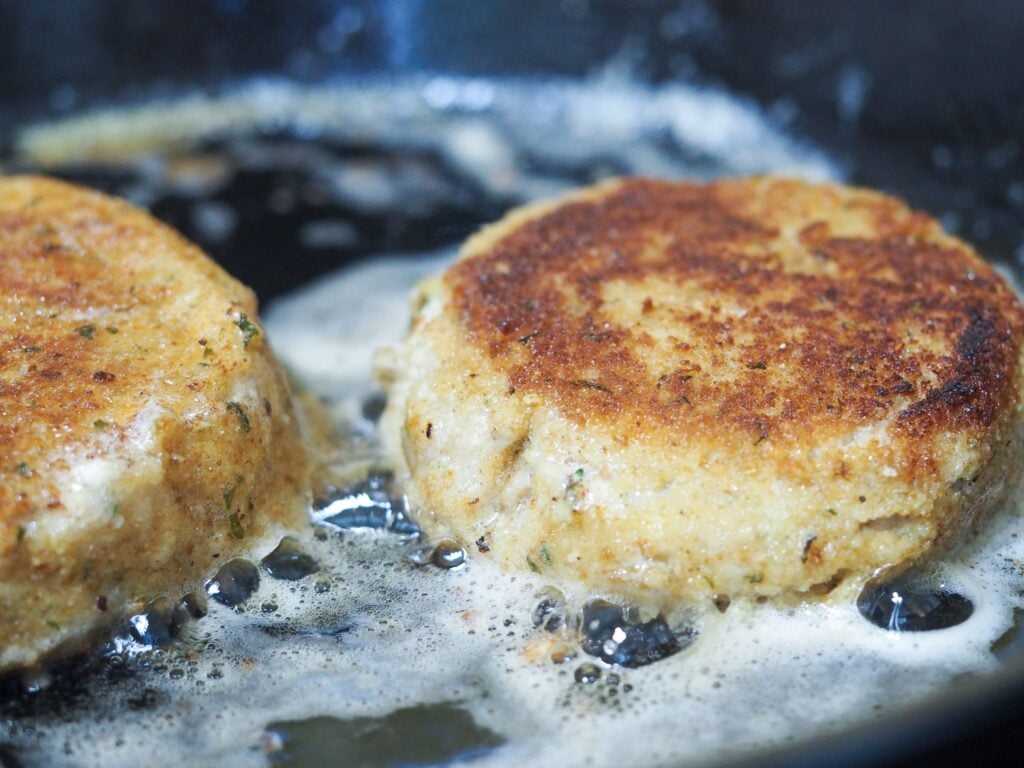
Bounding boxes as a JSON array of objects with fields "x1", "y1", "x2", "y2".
[
  {"x1": 4, "y1": 76, "x2": 1024, "y2": 766},
  {"x1": 266, "y1": 255, "x2": 1024, "y2": 765},
  {"x1": 2, "y1": 253, "x2": 1024, "y2": 768}
]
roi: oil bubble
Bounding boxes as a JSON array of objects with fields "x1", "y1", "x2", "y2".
[
  {"x1": 532, "y1": 587, "x2": 566, "y2": 629},
  {"x1": 262, "y1": 537, "x2": 319, "y2": 580},
  {"x1": 579, "y1": 599, "x2": 693, "y2": 668},
  {"x1": 127, "y1": 596, "x2": 190, "y2": 648},
  {"x1": 180, "y1": 591, "x2": 208, "y2": 619},
  {"x1": 574, "y1": 662, "x2": 602, "y2": 684},
  {"x1": 430, "y1": 540, "x2": 466, "y2": 569},
  {"x1": 857, "y1": 573, "x2": 973, "y2": 632},
  {"x1": 206, "y1": 558, "x2": 260, "y2": 607},
  {"x1": 313, "y1": 471, "x2": 420, "y2": 536}
]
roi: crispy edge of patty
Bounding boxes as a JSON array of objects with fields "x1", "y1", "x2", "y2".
[{"x1": 0, "y1": 176, "x2": 311, "y2": 670}]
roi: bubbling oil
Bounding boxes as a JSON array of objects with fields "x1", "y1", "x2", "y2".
[
  {"x1": 2, "y1": 73, "x2": 1024, "y2": 767},
  {"x1": 4, "y1": 253, "x2": 1024, "y2": 768}
]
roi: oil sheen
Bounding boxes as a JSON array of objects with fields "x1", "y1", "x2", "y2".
[
  {"x1": 3, "y1": 75, "x2": 1024, "y2": 768},
  {"x1": 4, "y1": 251, "x2": 1024, "y2": 768}
]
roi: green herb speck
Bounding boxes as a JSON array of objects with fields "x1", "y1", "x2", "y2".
[
  {"x1": 94, "y1": 419, "x2": 110, "y2": 430},
  {"x1": 526, "y1": 555, "x2": 540, "y2": 574},
  {"x1": 106, "y1": 326, "x2": 119, "y2": 334},
  {"x1": 75, "y1": 324, "x2": 96, "y2": 339},
  {"x1": 16, "y1": 462, "x2": 30, "y2": 477},
  {"x1": 539, "y1": 542, "x2": 553, "y2": 567},
  {"x1": 22, "y1": 346, "x2": 40, "y2": 354},
  {"x1": 223, "y1": 475, "x2": 244, "y2": 512},
  {"x1": 234, "y1": 313, "x2": 260, "y2": 348},
  {"x1": 228, "y1": 512, "x2": 245, "y2": 539},
  {"x1": 226, "y1": 401, "x2": 251, "y2": 432},
  {"x1": 16, "y1": 526, "x2": 25, "y2": 546}
]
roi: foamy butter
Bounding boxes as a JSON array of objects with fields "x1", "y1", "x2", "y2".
[
  {"x1": 0, "y1": 260, "x2": 1021, "y2": 768},
  {"x1": 4, "y1": 78, "x2": 1024, "y2": 766},
  {"x1": 265, "y1": 256, "x2": 1024, "y2": 765}
]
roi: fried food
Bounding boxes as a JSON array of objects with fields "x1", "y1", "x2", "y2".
[
  {"x1": 0, "y1": 176, "x2": 310, "y2": 670},
  {"x1": 378, "y1": 177, "x2": 1024, "y2": 603}
]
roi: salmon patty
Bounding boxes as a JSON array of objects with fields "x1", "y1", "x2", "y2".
[
  {"x1": 378, "y1": 177, "x2": 1024, "y2": 605},
  {"x1": 0, "y1": 176, "x2": 310, "y2": 671}
]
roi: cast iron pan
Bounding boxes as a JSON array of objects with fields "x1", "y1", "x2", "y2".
[{"x1": 1, "y1": 2, "x2": 1022, "y2": 766}]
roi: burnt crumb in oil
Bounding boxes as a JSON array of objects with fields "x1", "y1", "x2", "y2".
[
  {"x1": 992, "y1": 607, "x2": 1024, "y2": 660},
  {"x1": 126, "y1": 687, "x2": 163, "y2": 712}
]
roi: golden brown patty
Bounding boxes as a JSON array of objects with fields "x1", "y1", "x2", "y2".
[
  {"x1": 0, "y1": 176, "x2": 310, "y2": 670},
  {"x1": 379, "y1": 177, "x2": 1024, "y2": 604}
]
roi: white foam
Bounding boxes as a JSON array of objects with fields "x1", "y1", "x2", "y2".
[
  {"x1": 264, "y1": 250, "x2": 454, "y2": 406},
  {"x1": 6, "y1": 74, "x2": 1023, "y2": 768},
  {"x1": 6, "y1": 249, "x2": 1022, "y2": 768},
  {"x1": 9, "y1": 495, "x2": 1024, "y2": 768}
]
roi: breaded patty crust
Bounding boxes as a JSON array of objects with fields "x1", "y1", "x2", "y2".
[
  {"x1": 379, "y1": 177, "x2": 1024, "y2": 604},
  {"x1": 0, "y1": 176, "x2": 310, "y2": 670}
]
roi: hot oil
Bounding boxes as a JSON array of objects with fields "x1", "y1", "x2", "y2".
[
  {"x1": 6, "y1": 253, "x2": 1023, "y2": 768},
  {"x1": 264, "y1": 253, "x2": 1024, "y2": 767},
  {"x1": 4, "y1": 75, "x2": 1024, "y2": 768}
]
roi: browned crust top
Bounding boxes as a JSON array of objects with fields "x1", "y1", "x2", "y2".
[{"x1": 448, "y1": 177, "x2": 1024, "y2": 452}]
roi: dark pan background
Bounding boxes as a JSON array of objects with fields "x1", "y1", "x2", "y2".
[{"x1": 0, "y1": 2, "x2": 1022, "y2": 767}]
